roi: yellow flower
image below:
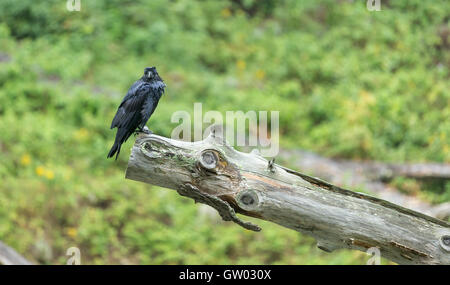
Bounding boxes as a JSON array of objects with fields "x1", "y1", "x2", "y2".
[
  {"x1": 45, "y1": 169, "x2": 55, "y2": 180},
  {"x1": 35, "y1": 166, "x2": 55, "y2": 180},
  {"x1": 236, "y1": 59, "x2": 246, "y2": 71},
  {"x1": 74, "y1": 128, "x2": 89, "y2": 141},
  {"x1": 221, "y1": 8, "x2": 231, "y2": 18},
  {"x1": 255, "y1": 69, "x2": 265, "y2": 80},
  {"x1": 35, "y1": 166, "x2": 45, "y2": 176},
  {"x1": 66, "y1": 227, "x2": 78, "y2": 238},
  {"x1": 20, "y1": 154, "x2": 31, "y2": 166}
]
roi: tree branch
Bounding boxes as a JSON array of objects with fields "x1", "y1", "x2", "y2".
[{"x1": 125, "y1": 132, "x2": 450, "y2": 265}]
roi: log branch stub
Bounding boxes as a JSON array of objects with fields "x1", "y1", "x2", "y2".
[
  {"x1": 267, "y1": 158, "x2": 276, "y2": 173},
  {"x1": 440, "y1": 235, "x2": 450, "y2": 253},
  {"x1": 199, "y1": 150, "x2": 219, "y2": 170},
  {"x1": 236, "y1": 189, "x2": 261, "y2": 211},
  {"x1": 177, "y1": 183, "x2": 261, "y2": 232}
]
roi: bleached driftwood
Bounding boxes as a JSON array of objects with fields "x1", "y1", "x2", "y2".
[{"x1": 125, "y1": 131, "x2": 450, "y2": 265}]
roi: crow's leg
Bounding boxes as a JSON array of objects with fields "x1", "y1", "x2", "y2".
[
  {"x1": 141, "y1": 125, "x2": 152, "y2": 134},
  {"x1": 134, "y1": 126, "x2": 152, "y2": 136}
]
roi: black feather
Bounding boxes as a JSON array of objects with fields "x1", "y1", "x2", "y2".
[{"x1": 108, "y1": 67, "x2": 166, "y2": 160}]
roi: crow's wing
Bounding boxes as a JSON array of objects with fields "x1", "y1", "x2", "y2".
[
  {"x1": 110, "y1": 82, "x2": 151, "y2": 129},
  {"x1": 140, "y1": 88, "x2": 161, "y2": 121}
]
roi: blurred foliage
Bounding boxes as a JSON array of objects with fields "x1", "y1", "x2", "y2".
[{"x1": 0, "y1": 0, "x2": 448, "y2": 264}]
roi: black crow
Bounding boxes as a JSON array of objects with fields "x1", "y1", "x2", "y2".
[{"x1": 108, "y1": 67, "x2": 166, "y2": 160}]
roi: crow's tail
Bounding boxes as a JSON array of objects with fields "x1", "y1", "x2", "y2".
[{"x1": 107, "y1": 142, "x2": 121, "y2": 160}]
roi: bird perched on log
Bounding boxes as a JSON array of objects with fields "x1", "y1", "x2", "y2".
[{"x1": 108, "y1": 67, "x2": 166, "y2": 160}]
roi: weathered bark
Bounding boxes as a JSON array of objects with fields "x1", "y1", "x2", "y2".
[
  {"x1": 125, "y1": 132, "x2": 450, "y2": 265},
  {"x1": 277, "y1": 149, "x2": 450, "y2": 220}
]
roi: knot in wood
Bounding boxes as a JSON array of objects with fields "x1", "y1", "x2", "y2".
[
  {"x1": 440, "y1": 235, "x2": 450, "y2": 252},
  {"x1": 241, "y1": 194, "x2": 254, "y2": 205},
  {"x1": 236, "y1": 189, "x2": 260, "y2": 211},
  {"x1": 199, "y1": 150, "x2": 218, "y2": 170}
]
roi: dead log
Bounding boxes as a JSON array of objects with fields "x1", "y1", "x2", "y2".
[{"x1": 125, "y1": 132, "x2": 450, "y2": 265}]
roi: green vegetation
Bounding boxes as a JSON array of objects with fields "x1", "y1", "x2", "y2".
[{"x1": 0, "y1": 0, "x2": 448, "y2": 264}]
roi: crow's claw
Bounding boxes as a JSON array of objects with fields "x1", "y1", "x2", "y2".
[{"x1": 135, "y1": 126, "x2": 152, "y2": 136}]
